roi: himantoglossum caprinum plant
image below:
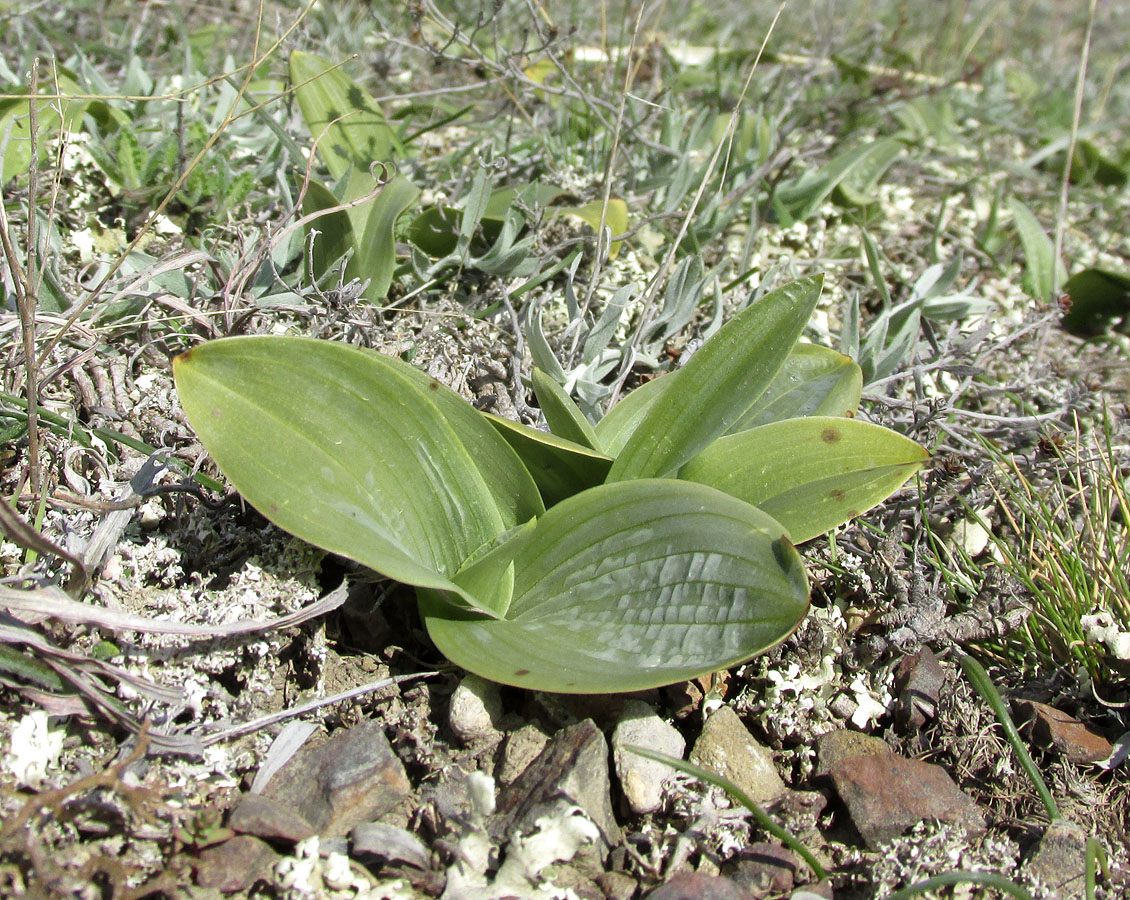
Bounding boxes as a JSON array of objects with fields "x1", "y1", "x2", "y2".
[{"x1": 173, "y1": 275, "x2": 928, "y2": 693}]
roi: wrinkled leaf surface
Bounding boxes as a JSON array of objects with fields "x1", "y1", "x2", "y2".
[{"x1": 421, "y1": 479, "x2": 809, "y2": 693}]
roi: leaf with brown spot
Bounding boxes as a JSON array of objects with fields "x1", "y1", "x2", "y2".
[{"x1": 680, "y1": 416, "x2": 928, "y2": 542}]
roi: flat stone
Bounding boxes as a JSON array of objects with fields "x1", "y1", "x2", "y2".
[
  {"x1": 829, "y1": 752, "x2": 985, "y2": 849},
  {"x1": 497, "y1": 723, "x2": 550, "y2": 785},
  {"x1": 1021, "y1": 700, "x2": 1113, "y2": 765},
  {"x1": 493, "y1": 719, "x2": 621, "y2": 854},
  {"x1": 449, "y1": 674, "x2": 504, "y2": 744},
  {"x1": 597, "y1": 870, "x2": 639, "y2": 900},
  {"x1": 228, "y1": 794, "x2": 316, "y2": 843},
  {"x1": 261, "y1": 720, "x2": 410, "y2": 838},
  {"x1": 814, "y1": 730, "x2": 891, "y2": 778},
  {"x1": 790, "y1": 881, "x2": 834, "y2": 899},
  {"x1": 1024, "y1": 820, "x2": 1089, "y2": 899},
  {"x1": 350, "y1": 822, "x2": 430, "y2": 869},
  {"x1": 646, "y1": 872, "x2": 755, "y2": 899},
  {"x1": 612, "y1": 700, "x2": 686, "y2": 814},
  {"x1": 690, "y1": 706, "x2": 785, "y2": 805},
  {"x1": 893, "y1": 648, "x2": 946, "y2": 728},
  {"x1": 194, "y1": 835, "x2": 278, "y2": 892},
  {"x1": 729, "y1": 843, "x2": 799, "y2": 895}
]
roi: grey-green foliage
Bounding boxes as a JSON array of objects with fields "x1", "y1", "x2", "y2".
[{"x1": 844, "y1": 234, "x2": 991, "y2": 383}]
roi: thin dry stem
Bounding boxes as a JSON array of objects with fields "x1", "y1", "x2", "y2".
[{"x1": 1053, "y1": 0, "x2": 1097, "y2": 283}]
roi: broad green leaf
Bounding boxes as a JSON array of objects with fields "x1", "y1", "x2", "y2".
[
  {"x1": 483, "y1": 182, "x2": 561, "y2": 220},
  {"x1": 406, "y1": 205, "x2": 461, "y2": 257},
  {"x1": 728, "y1": 344, "x2": 862, "y2": 431},
  {"x1": 289, "y1": 50, "x2": 401, "y2": 182},
  {"x1": 1060, "y1": 267, "x2": 1130, "y2": 337},
  {"x1": 608, "y1": 276, "x2": 824, "y2": 480},
  {"x1": 391, "y1": 370, "x2": 544, "y2": 528},
  {"x1": 1009, "y1": 197, "x2": 1066, "y2": 301},
  {"x1": 301, "y1": 179, "x2": 355, "y2": 281},
  {"x1": 173, "y1": 336, "x2": 532, "y2": 604},
  {"x1": 484, "y1": 413, "x2": 612, "y2": 506},
  {"x1": 420, "y1": 478, "x2": 809, "y2": 693},
  {"x1": 594, "y1": 376, "x2": 670, "y2": 457},
  {"x1": 0, "y1": 67, "x2": 87, "y2": 183},
  {"x1": 556, "y1": 198, "x2": 629, "y2": 257},
  {"x1": 346, "y1": 175, "x2": 421, "y2": 301},
  {"x1": 451, "y1": 520, "x2": 536, "y2": 619},
  {"x1": 679, "y1": 416, "x2": 929, "y2": 543},
  {"x1": 596, "y1": 342, "x2": 860, "y2": 457},
  {"x1": 531, "y1": 367, "x2": 599, "y2": 449}
]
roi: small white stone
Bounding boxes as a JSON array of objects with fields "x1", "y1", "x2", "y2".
[
  {"x1": 449, "y1": 674, "x2": 503, "y2": 744},
  {"x1": 3, "y1": 711, "x2": 65, "y2": 787},
  {"x1": 611, "y1": 700, "x2": 686, "y2": 814}
]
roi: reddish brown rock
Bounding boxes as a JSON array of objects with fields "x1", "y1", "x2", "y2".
[
  {"x1": 893, "y1": 647, "x2": 946, "y2": 728},
  {"x1": 1021, "y1": 700, "x2": 1113, "y2": 765},
  {"x1": 829, "y1": 752, "x2": 985, "y2": 848},
  {"x1": 646, "y1": 872, "x2": 755, "y2": 899},
  {"x1": 729, "y1": 843, "x2": 799, "y2": 895},
  {"x1": 194, "y1": 835, "x2": 278, "y2": 892}
]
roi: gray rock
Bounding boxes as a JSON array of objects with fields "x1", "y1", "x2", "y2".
[
  {"x1": 612, "y1": 699, "x2": 686, "y2": 814},
  {"x1": 497, "y1": 723, "x2": 550, "y2": 785},
  {"x1": 1024, "y1": 820, "x2": 1089, "y2": 899},
  {"x1": 690, "y1": 706, "x2": 786, "y2": 805},
  {"x1": 814, "y1": 729, "x2": 891, "y2": 778},
  {"x1": 449, "y1": 674, "x2": 504, "y2": 744},
  {"x1": 261, "y1": 720, "x2": 410, "y2": 838},
  {"x1": 493, "y1": 719, "x2": 622, "y2": 856}
]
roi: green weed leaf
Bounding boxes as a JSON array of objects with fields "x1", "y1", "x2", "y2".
[
  {"x1": 1009, "y1": 197, "x2": 1067, "y2": 301},
  {"x1": 421, "y1": 478, "x2": 809, "y2": 693},
  {"x1": 301, "y1": 179, "x2": 355, "y2": 280},
  {"x1": 289, "y1": 50, "x2": 402, "y2": 182},
  {"x1": 345, "y1": 175, "x2": 421, "y2": 301},
  {"x1": 775, "y1": 139, "x2": 903, "y2": 220}
]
